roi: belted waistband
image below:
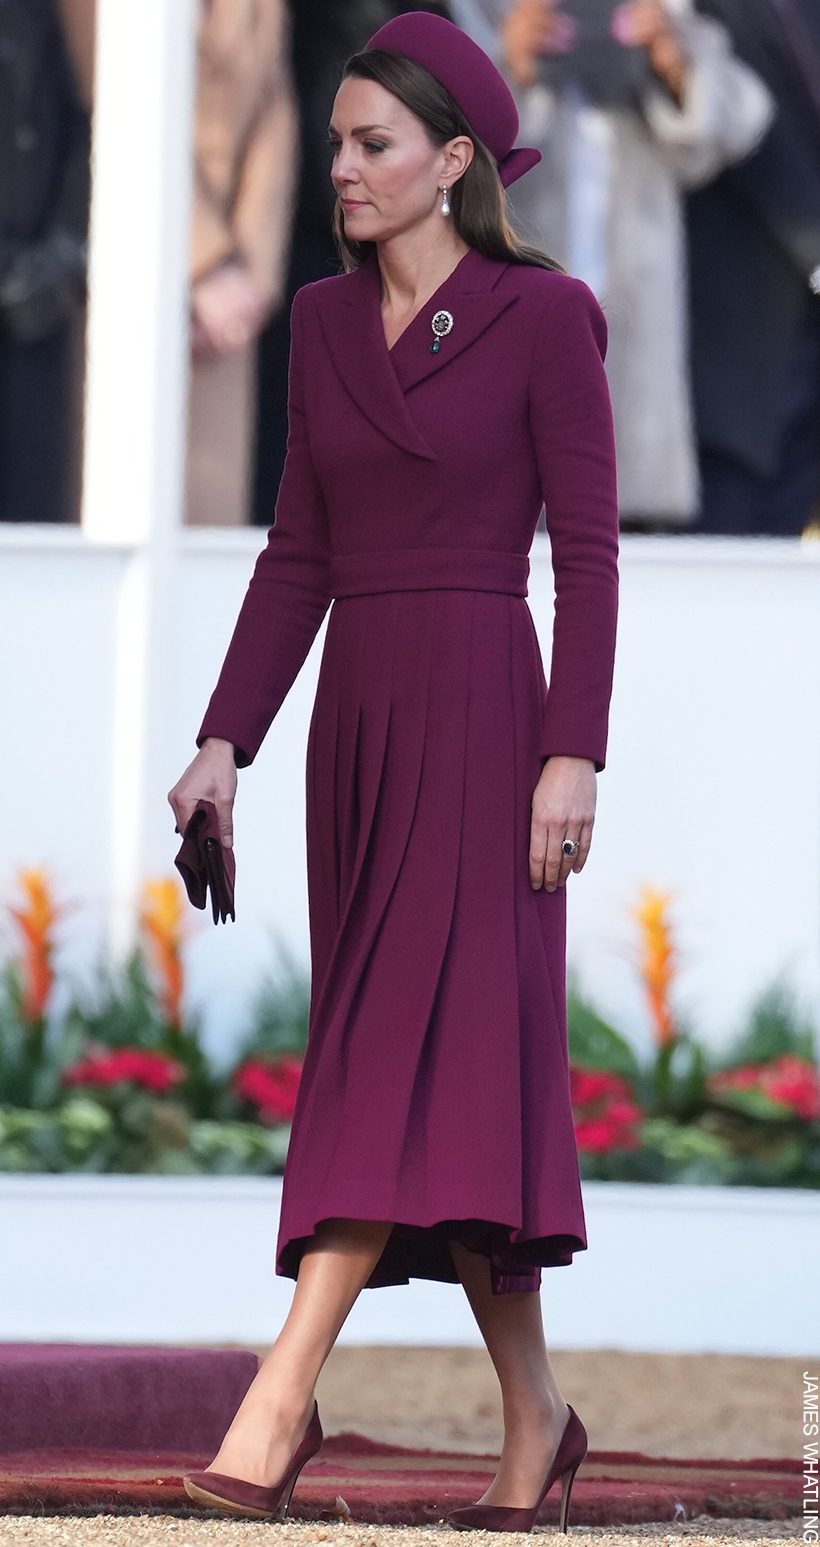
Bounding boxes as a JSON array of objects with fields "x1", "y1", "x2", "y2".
[{"x1": 328, "y1": 547, "x2": 530, "y2": 598}]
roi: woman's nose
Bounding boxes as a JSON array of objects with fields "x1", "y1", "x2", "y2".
[{"x1": 332, "y1": 147, "x2": 359, "y2": 186}]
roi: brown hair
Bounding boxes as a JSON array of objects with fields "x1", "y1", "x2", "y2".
[{"x1": 332, "y1": 49, "x2": 564, "y2": 274}]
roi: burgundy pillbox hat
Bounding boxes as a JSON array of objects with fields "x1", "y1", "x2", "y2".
[{"x1": 364, "y1": 11, "x2": 542, "y2": 188}]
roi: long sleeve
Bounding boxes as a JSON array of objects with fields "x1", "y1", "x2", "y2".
[
  {"x1": 529, "y1": 278, "x2": 619, "y2": 772},
  {"x1": 232, "y1": 9, "x2": 299, "y2": 311},
  {"x1": 641, "y1": 11, "x2": 775, "y2": 188},
  {"x1": 196, "y1": 286, "x2": 332, "y2": 766},
  {"x1": 189, "y1": 0, "x2": 297, "y2": 293}
]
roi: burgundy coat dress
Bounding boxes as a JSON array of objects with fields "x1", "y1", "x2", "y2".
[{"x1": 197, "y1": 243, "x2": 619, "y2": 1295}]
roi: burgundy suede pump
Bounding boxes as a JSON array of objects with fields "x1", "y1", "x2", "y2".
[
  {"x1": 447, "y1": 1404, "x2": 588, "y2": 1534},
  {"x1": 183, "y1": 1400, "x2": 323, "y2": 1519}
]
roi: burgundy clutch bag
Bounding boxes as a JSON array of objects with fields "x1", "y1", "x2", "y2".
[{"x1": 174, "y1": 799, "x2": 236, "y2": 924}]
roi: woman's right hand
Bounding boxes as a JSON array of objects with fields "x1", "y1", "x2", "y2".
[
  {"x1": 167, "y1": 737, "x2": 238, "y2": 848},
  {"x1": 502, "y1": 0, "x2": 578, "y2": 89},
  {"x1": 611, "y1": 1, "x2": 689, "y2": 105},
  {"x1": 191, "y1": 261, "x2": 269, "y2": 358}
]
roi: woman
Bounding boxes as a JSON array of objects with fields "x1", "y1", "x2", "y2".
[
  {"x1": 0, "y1": 0, "x2": 91, "y2": 524},
  {"x1": 475, "y1": 0, "x2": 773, "y2": 528},
  {"x1": 185, "y1": 0, "x2": 298, "y2": 526},
  {"x1": 170, "y1": 10, "x2": 619, "y2": 1533}
]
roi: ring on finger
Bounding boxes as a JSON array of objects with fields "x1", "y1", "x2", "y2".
[{"x1": 561, "y1": 836, "x2": 580, "y2": 858}]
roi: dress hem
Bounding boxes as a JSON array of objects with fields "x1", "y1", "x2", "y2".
[{"x1": 276, "y1": 1214, "x2": 587, "y2": 1295}]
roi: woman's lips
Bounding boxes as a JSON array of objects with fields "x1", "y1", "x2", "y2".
[{"x1": 341, "y1": 198, "x2": 368, "y2": 210}]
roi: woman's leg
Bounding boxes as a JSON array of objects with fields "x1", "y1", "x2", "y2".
[
  {"x1": 208, "y1": 1217, "x2": 393, "y2": 1487},
  {"x1": 449, "y1": 1238, "x2": 571, "y2": 1508}
]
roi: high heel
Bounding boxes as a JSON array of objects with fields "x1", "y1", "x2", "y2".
[
  {"x1": 183, "y1": 1399, "x2": 323, "y2": 1520},
  {"x1": 447, "y1": 1403, "x2": 588, "y2": 1534}
]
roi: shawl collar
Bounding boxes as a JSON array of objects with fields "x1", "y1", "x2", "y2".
[{"x1": 313, "y1": 246, "x2": 517, "y2": 462}]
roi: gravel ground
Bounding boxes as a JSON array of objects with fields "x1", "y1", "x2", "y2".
[
  {"x1": 0, "y1": 1519, "x2": 808, "y2": 1547},
  {"x1": 2, "y1": 1349, "x2": 809, "y2": 1546}
]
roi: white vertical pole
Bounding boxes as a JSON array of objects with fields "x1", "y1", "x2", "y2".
[{"x1": 81, "y1": 0, "x2": 198, "y2": 954}]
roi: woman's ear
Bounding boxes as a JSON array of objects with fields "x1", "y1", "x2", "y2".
[{"x1": 442, "y1": 135, "x2": 475, "y2": 186}]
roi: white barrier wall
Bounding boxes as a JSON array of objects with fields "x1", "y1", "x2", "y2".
[
  {"x1": 1, "y1": 527, "x2": 818, "y2": 1063},
  {"x1": 1, "y1": 1176, "x2": 817, "y2": 1355}
]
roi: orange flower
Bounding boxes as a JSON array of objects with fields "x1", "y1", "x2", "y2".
[
  {"x1": 139, "y1": 878, "x2": 187, "y2": 1028},
  {"x1": 632, "y1": 885, "x2": 677, "y2": 1048},
  {"x1": 7, "y1": 868, "x2": 69, "y2": 1024}
]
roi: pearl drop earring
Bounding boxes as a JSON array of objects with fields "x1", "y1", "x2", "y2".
[{"x1": 440, "y1": 184, "x2": 450, "y2": 216}]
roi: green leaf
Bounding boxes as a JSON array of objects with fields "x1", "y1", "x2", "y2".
[
  {"x1": 641, "y1": 1116, "x2": 733, "y2": 1164},
  {"x1": 567, "y1": 983, "x2": 641, "y2": 1084},
  {"x1": 63, "y1": 948, "x2": 167, "y2": 1051},
  {"x1": 57, "y1": 1098, "x2": 114, "y2": 1165},
  {"x1": 723, "y1": 980, "x2": 819, "y2": 1067},
  {"x1": 709, "y1": 1086, "x2": 795, "y2": 1122},
  {"x1": 236, "y1": 936, "x2": 311, "y2": 1060},
  {"x1": 189, "y1": 1119, "x2": 291, "y2": 1175}
]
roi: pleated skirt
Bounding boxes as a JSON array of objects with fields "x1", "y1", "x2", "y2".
[{"x1": 275, "y1": 583, "x2": 588, "y2": 1295}]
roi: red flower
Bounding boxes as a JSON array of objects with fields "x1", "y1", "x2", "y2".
[
  {"x1": 709, "y1": 1065, "x2": 759, "y2": 1093},
  {"x1": 64, "y1": 1048, "x2": 186, "y2": 1094},
  {"x1": 570, "y1": 1067, "x2": 635, "y2": 1107},
  {"x1": 708, "y1": 1055, "x2": 820, "y2": 1122},
  {"x1": 570, "y1": 1064, "x2": 645, "y2": 1153},
  {"x1": 764, "y1": 1055, "x2": 820, "y2": 1120},
  {"x1": 574, "y1": 1117, "x2": 633, "y2": 1153},
  {"x1": 232, "y1": 1056, "x2": 303, "y2": 1124}
]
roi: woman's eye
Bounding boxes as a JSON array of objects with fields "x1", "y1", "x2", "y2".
[{"x1": 325, "y1": 137, "x2": 387, "y2": 154}]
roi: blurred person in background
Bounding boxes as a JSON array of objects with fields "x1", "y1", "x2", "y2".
[
  {"x1": 0, "y1": 0, "x2": 92, "y2": 523},
  {"x1": 252, "y1": 0, "x2": 453, "y2": 524},
  {"x1": 185, "y1": 0, "x2": 298, "y2": 526},
  {"x1": 454, "y1": 0, "x2": 773, "y2": 531},
  {"x1": 687, "y1": 0, "x2": 820, "y2": 536}
]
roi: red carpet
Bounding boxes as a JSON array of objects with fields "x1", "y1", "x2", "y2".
[
  {"x1": 0, "y1": 1434, "x2": 801, "y2": 1525},
  {"x1": 0, "y1": 1344, "x2": 259, "y2": 1453},
  {"x1": 0, "y1": 1346, "x2": 801, "y2": 1525}
]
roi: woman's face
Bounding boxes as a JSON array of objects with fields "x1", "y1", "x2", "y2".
[{"x1": 328, "y1": 75, "x2": 472, "y2": 243}]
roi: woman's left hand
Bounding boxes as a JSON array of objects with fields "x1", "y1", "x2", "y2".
[
  {"x1": 611, "y1": 1, "x2": 690, "y2": 104},
  {"x1": 529, "y1": 755, "x2": 597, "y2": 892}
]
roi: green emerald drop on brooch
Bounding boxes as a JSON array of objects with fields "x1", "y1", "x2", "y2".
[{"x1": 430, "y1": 309, "x2": 454, "y2": 354}]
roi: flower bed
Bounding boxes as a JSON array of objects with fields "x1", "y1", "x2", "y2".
[
  {"x1": 0, "y1": 871, "x2": 302, "y2": 1175},
  {"x1": 568, "y1": 888, "x2": 820, "y2": 1188},
  {"x1": 1, "y1": 871, "x2": 818, "y2": 1185}
]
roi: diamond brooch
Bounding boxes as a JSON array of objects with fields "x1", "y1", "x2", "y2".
[{"x1": 430, "y1": 309, "x2": 454, "y2": 354}]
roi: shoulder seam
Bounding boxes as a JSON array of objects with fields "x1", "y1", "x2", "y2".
[{"x1": 526, "y1": 277, "x2": 605, "y2": 397}]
